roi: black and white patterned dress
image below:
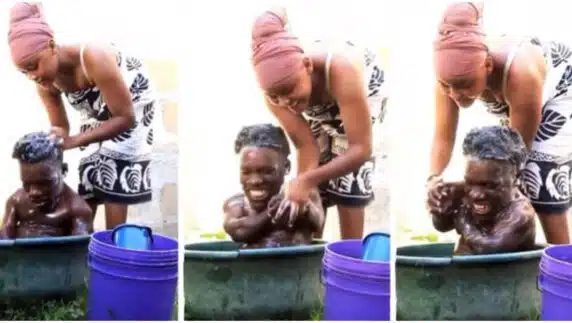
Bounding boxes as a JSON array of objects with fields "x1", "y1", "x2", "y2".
[
  {"x1": 483, "y1": 37, "x2": 572, "y2": 213},
  {"x1": 65, "y1": 44, "x2": 155, "y2": 204},
  {"x1": 303, "y1": 41, "x2": 388, "y2": 208}
]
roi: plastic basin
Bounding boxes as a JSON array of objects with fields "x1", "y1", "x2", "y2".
[
  {"x1": 184, "y1": 240, "x2": 326, "y2": 320},
  {"x1": 0, "y1": 235, "x2": 90, "y2": 302},
  {"x1": 396, "y1": 242, "x2": 546, "y2": 320}
]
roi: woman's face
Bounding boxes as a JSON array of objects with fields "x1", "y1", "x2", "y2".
[
  {"x1": 14, "y1": 41, "x2": 59, "y2": 88},
  {"x1": 437, "y1": 56, "x2": 493, "y2": 108},
  {"x1": 265, "y1": 58, "x2": 313, "y2": 114}
]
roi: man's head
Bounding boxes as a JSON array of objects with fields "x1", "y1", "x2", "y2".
[
  {"x1": 13, "y1": 132, "x2": 67, "y2": 210},
  {"x1": 462, "y1": 125, "x2": 527, "y2": 220},
  {"x1": 234, "y1": 124, "x2": 291, "y2": 212}
]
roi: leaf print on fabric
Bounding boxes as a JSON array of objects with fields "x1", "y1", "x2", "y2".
[
  {"x1": 554, "y1": 65, "x2": 572, "y2": 99},
  {"x1": 119, "y1": 164, "x2": 143, "y2": 193},
  {"x1": 546, "y1": 165, "x2": 571, "y2": 200},
  {"x1": 116, "y1": 51, "x2": 123, "y2": 67},
  {"x1": 142, "y1": 102, "x2": 155, "y2": 127},
  {"x1": 143, "y1": 165, "x2": 152, "y2": 190},
  {"x1": 129, "y1": 73, "x2": 150, "y2": 102},
  {"x1": 146, "y1": 128, "x2": 154, "y2": 145},
  {"x1": 126, "y1": 57, "x2": 143, "y2": 71},
  {"x1": 486, "y1": 101, "x2": 509, "y2": 117},
  {"x1": 112, "y1": 121, "x2": 138, "y2": 143},
  {"x1": 364, "y1": 48, "x2": 375, "y2": 67},
  {"x1": 96, "y1": 158, "x2": 118, "y2": 191},
  {"x1": 535, "y1": 109, "x2": 568, "y2": 142},
  {"x1": 522, "y1": 162, "x2": 542, "y2": 200},
  {"x1": 551, "y1": 42, "x2": 572, "y2": 68},
  {"x1": 368, "y1": 66, "x2": 384, "y2": 97}
]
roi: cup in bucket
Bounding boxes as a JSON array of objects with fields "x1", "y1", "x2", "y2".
[
  {"x1": 362, "y1": 232, "x2": 391, "y2": 261},
  {"x1": 112, "y1": 224, "x2": 153, "y2": 250}
]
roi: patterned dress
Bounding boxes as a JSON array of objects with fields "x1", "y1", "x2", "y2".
[
  {"x1": 482, "y1": 37, "x2": 572, "y2": 213},
  {"x1": 303, "y1": 40, "x2": 388, "y2": 208},
  {"x1": 64, "y1": 44, "x2": 156, "y2": 204}
]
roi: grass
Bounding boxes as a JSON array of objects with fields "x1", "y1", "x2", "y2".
[
  {"x1": 0, "y1": 292, "x2": 86, "y2": 321},
  {"x1": 1, "y1": 288, "x2": 178, "y2": 321}
]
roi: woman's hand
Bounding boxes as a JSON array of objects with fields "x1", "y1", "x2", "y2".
[
  {"x1": 48, "y1": 126, "x2": 78, "y2": 150},
  {"x1": 271, "y1": 175, "x2": 313, "y2": 227}
]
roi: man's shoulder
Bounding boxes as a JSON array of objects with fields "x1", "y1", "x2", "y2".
[
  {"x1": 223, "y1": 193, "x2": 246, "y2": 211},
  {"x1": 64, "y1": 186, "x2": 91, "y2": 214},
  {"x1": 7, "y1": 189, "x2": 25, "y2": 205}
]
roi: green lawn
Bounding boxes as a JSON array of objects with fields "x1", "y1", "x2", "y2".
[
  {"x1": 0, "y1": 292, "x2": 86, "y2": 321},
  {"x1": 1, "y1": 289, "x2": 178, "y2": 321}
]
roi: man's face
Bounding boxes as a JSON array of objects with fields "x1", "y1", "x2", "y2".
[
  {"x1": 19, "y1": 160, "x2": 63, "y2": 211},
  {"x1": 239, "y1": 146, "x2": 287, "y2": 212},
  {"x1": 464, "y1": 158, "x2": 515, "y2": 221}
]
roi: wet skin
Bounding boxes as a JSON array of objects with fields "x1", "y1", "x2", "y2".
[
  {"x1": 223, "y1": 146, "x2": 325, "y2": 248},
  {"x1": 0, "y1": 161, "x2": 93, "y2": 239},
  {"x1": 429, "y1": 159, "x2": 536, "y2": 255}
]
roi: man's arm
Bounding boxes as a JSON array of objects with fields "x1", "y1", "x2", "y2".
[
  {"x1": 458, "y1": 200, "x2": 536, "y2": 254},
  {"x1": 222, "y1": 195, "x2": 270, "y2": 243},
  {"x1": 0, "y1": 195, "x2": 19, "y2": 239},
  {"x1": 70, "y1": 202, "x2": 94, "y2": 236}
]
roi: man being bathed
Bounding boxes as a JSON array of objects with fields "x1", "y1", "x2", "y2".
[
  {"x1": 427, "y1": 125, "x2": 536, "y2": 255},
  {"x1": 223, "y1": 124, "x2": 325, "y2": 248},
  {"x1": 0, "y1": 132, "x2": 93, "y2": 239}
]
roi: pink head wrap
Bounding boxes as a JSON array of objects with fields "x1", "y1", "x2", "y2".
[
  {"x1": 251, "y1": 11, "x2": 304, "y2": 91},
  {"x1": 8, "y1": 2, "x2": 54, "y2": 64},
  {"x1": 433, "y1": 2, "x2": 488, "y2": 80}
]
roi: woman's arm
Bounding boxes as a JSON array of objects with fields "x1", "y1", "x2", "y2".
[
  {"x1": 298, "y1": 54, "x2": 372, "y2": 188},
  {"x1": 504, "y1": 45, "x2": 545, "y2": 149},
  {"x1": 37, "y1": 85, "x2": 70, "y2": 136},
  {"x1": 429, "y1": 83, "x2": 459, "y2": 177},
  {"x1": 66, "y1": 45, "x2": 136, "y2": 149},
  {"x1": 265, "y1": 97, "x2": 320, "y2": 174}
]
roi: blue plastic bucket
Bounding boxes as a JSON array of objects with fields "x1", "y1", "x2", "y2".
[
  {"x1": 322, "y1": 239, "x2": 390, "y2": 321},
  {"x1": 538, "y1": 245, "x2": 572, "y2": 320},
  {"x1": 87, "y1": 230, "x2": 178, "y2": 320}
]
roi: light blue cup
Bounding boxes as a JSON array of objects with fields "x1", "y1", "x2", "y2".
[
  {"x1": 111, "y1": 224, "x2": 153, "y2": 250},
  {"x1": 362, "y1": 232, "x2": 391, "y2": 262}
]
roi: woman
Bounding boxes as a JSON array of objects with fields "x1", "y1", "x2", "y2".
[
  {"x1": 8, "y1": 3, "x2": 156, "y2": 229},
  {"x1": 250, "y1": 8, "x2": 388, "y2": 239},
  {"x1": 427, "y1": 2, "x2": 571, "y2": 244}
]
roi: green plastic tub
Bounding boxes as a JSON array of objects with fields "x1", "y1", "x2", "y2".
[
  {"x1": 396, "y1": 242, "x2": 546, "y2": 321},
  {"x1": 184, "y1": 240, "x2": 326, "y2": 320},
  {"x1": 0, "y1": 235, "x2": 90, "y2": 302}
]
